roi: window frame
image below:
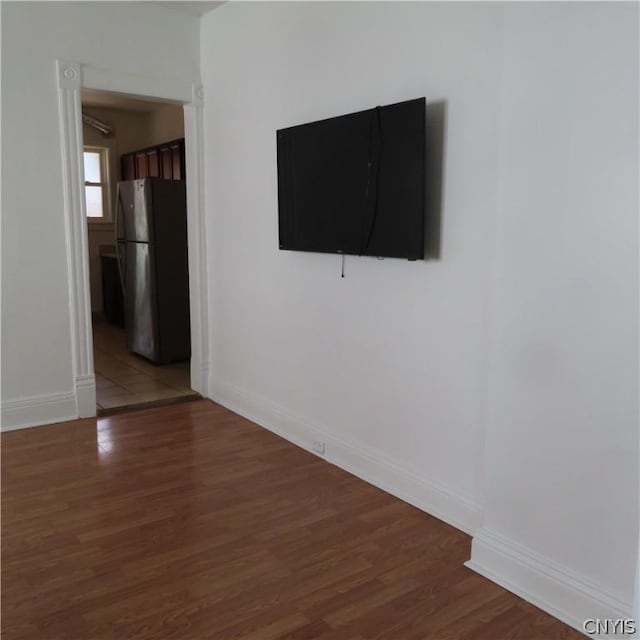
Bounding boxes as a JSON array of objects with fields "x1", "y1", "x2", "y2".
[{"x1": 83, "y1": 145, "x2": 111, "y2": 224}]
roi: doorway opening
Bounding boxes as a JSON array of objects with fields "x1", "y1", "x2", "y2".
[{"x1": 81, "y1": 89, "x2": 198, "y2": 413}]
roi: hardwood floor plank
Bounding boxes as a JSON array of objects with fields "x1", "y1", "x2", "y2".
[{"x1": 1, "y1": 399, "x2": 584, "y2": 640}]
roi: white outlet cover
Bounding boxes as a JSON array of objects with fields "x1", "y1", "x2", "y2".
[{"x1": 312, "y1": 440, "x2": 325, "y2": 455}]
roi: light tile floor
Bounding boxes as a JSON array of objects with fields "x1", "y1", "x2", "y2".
[{"x1": 93, "y1": 319, "x2": 193, "y2": 410}]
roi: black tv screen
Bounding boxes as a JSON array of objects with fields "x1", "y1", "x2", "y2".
[{"x1": 277, "y1": 97, "x2": 425, "y2": 260}]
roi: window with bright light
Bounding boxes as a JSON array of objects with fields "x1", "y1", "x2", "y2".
[{"x1": 84, "y1": 147, "x2": 110, "y2": 220}]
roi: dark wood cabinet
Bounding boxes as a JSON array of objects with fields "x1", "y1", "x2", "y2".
[
  {"x1": 148, "y1": 150, "x2": 159, "y2": 178},
  {"x1": 121, "y1": 138, "x2": 185, "y2": 181},
  {"x1": 101, "y1": 254, "x2": 124, "y2": 327},
  {"x1": 135, "y1": 153, "x2": 148, "y2": 178},
  {"x1": 121, "y1": 154, "x2": 135, "y2": 181},
  {"x1": 161, "y1": 147, "x2": 172, "y2": 179}
]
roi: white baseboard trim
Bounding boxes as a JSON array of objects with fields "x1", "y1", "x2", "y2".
[
  {"x1": 466, "y1": 528, "x2": 633, "y2": 639},
  {"x1": 211, "y1": 380, "x2": 481, "y2": 535},
  {"x1": 188, "y1": 359, "x2": 211, "y2": 398},
  {"x1": 1, "y1": 391, "x2": 77, "y2": 432},
  {"x1": 200, "y1": 362, "x2": 211, "y2": 398},
  {"x1": 75, "y1": 374, "x2": 96, "y2": 418}
]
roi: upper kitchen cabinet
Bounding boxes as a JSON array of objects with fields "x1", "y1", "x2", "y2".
[{"x1": 121, "y1": 138, "x2": 185, "y2": 181}]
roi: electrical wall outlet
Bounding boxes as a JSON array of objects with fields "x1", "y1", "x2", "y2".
[{"x1": 311, "y1": 439, "x2": 326, "y2": 455}]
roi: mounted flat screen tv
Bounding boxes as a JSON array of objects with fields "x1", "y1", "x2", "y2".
[{"x1": 277, "y1": 97, "x2": 425, "y2": 260}]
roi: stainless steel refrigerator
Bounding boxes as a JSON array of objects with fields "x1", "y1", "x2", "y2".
[{"x1": 115, "y1": 179, "x2": 191, "y2": 364}]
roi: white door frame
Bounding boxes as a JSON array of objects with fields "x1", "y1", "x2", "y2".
[{"x1": 56, "y1": 61, "x2": 209, "y2": 418}]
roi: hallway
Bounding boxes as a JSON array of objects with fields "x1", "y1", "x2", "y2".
[{"x1": 93, "y1": 318, "x2": 194, "y2": 411}]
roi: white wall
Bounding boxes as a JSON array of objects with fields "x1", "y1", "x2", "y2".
[
  {"x1": 470, "y1": 0, "x2": 639, "y2": 626},
  {"x1": 201, "y1": 0, "x2": 638, "y2": 631},
  {"x1": 146, "y1": 103, "x2": 185, "y2": 146},
  {"x1": 202, "y1": 1, "x2": 506, "y2": 533},
  {"x1": 1, "y1": 1, "x2": 199, "y2": 421}
]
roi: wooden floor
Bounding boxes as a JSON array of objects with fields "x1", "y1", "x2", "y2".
[{"x1": 1, "y1": 400, "x2": 583, "y2": 640}]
